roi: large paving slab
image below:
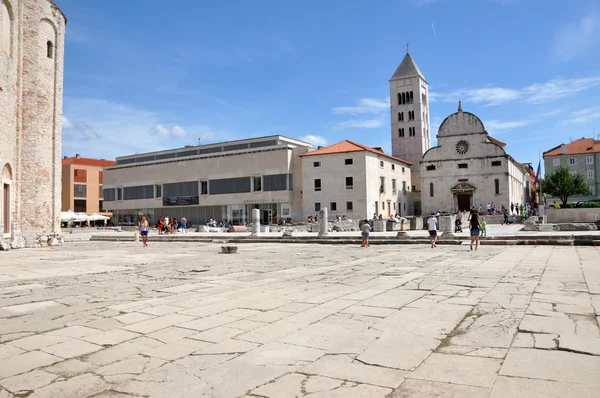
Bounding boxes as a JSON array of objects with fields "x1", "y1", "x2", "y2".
[{"x1": 0, "y1": 241, "x2": 599, "y2": 396}]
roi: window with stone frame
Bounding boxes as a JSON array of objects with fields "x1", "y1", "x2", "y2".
[
  {"x1": 330, "y1": 202, "x2": 337, "y2": 211},
  {"x1": 315, "y1": 202, "x2": 321, "y2": 212},
  {"x1": 495, "y1": 179, "x2": 500, "y2": 194},
  {"x1": 314, "y1": 179, "x2": 321, "y2": 191},
  {"x1": 346, "y1": 201, "x2": 353, "y2": 211},
  {"x1": 568, "y1": 158, "x2": 577, "y2": 165},
  {"x1": 587, "y1": 170, "x2": 594, "y2": 179},
  {"x1": 74, "y1": 184, "x2": 87, "y2": 198},
  {"x1": 553, "y1": 158, "x2": 560, "y2": 166},
  {"x1": 586, "y1": 156, "x2": 594, "y2": 165},
  {"x1": 346, "y1": 176, "x2": 353, "y2": 189}
]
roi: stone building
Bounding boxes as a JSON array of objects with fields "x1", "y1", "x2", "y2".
[
  {"x1": 61, "y1": 155, "x2": 116, "y2": 218},
  {"x1": 300, "y1": 140, "x2": 412, "y2": 220},
  {"x1": 420, "y1": 103, "x2": 528, "y2": 215},
  {"x1": 389, "y1": 50, "x2": 431, "y2": 215},
  {"x1": 0, "y1": 0, "x2": 66, "y2": 247},
  {"x1": 543, "y1": 137, "x2": 600, "y2": 202}
]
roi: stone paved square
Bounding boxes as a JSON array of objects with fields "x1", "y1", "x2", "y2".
[{"x1": 0, "y1": 241, "x2": 599, "y2": 397}]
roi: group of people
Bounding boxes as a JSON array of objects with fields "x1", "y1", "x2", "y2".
[
  {"x1": 429, "y1": 207, "x2": 484, "y2": 250},
  {"x1": 157, "y1": 216, "x2": 188, "y2": 234}
]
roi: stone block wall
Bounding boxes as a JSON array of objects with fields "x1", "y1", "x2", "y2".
[
  {"x1": 545, "y1": 208, "x2": 600, "y2": 223},
  {"x1": 0, "y1": 0, "x2": 66, "y2": 246}
]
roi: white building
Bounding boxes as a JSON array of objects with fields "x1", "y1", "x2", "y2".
[
  {"x1": 389, "y1": 50, "x2": 431, "y2": 215},
  {"x1": 420, "y1": 103, "x2": 528, "y2": 214},
  {"x1": 300, "y1": 140, "x2": 412, "y2": 220},
  {"x1": 102, "y1": 136, "x2": 311, "y2": 226}
]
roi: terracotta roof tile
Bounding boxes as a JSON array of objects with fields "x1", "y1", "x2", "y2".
[
  {"x1": 543, "y1": 137, "x2": 600, "y2": 157},
  {"x1": 62, "y1": 157, "x2": 116, "y2": 167},
  {"x1": 300, "y1": 140, "x2": 412, "y2": 165},
  {"x1": 487, "y1": 136, "x2": 506, "y2": 146}
]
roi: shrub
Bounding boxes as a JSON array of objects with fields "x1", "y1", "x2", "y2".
[{"x1": 582, "y1": 202, "x2": 600, "y2": 208}]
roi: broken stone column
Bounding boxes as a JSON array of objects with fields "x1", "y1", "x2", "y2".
[
  {"x1": 134, "y1": 231, "x2": 139, "y2": 243},
  {"x1": 251, "y1": 208, "x2": 261, "y2": 236},
  {"x1": 319, "y1": 207, "x2": 329, "y2": 237}
]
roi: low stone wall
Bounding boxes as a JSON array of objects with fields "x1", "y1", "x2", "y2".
[{"x1": 545, "y1": 208, "x2": 600, "y2": 223}]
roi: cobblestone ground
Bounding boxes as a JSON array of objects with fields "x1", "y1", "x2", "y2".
[{"x1": 0, "y1": 242, "x2": 599, "y2": 397}]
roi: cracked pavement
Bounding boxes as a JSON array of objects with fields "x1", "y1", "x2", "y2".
[{"x1": 0, "y1": 242, "x2": 599, "y2": 397}]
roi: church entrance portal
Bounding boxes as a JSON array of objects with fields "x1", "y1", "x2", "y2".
[
  {"x1": 457, "y1": 194, "x2": 471, "y2": 212},
  {"x1": 451, "y1": 182, "x2": 475, "y2": 212}
]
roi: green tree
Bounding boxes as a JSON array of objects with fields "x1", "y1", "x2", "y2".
[{"x1": 541, "y1": 166, "x2": 592, "y2": 207}]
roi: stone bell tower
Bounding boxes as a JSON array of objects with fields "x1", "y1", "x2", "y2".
[{"x1": 389, "y1": 49, "x2": 431, "y2": 214}]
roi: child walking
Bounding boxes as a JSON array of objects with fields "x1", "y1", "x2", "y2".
[{"x1": 361, "y1": 220, "x2": 371, "y2": 248}]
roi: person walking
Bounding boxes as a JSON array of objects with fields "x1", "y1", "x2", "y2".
[
  {"x1": 139, "y1": 216, "x2": 149, "y2": 247},
  {"x1": 503, "y1": 207, "x2": 509, "y2": 225},
  {"x1": 427, "y1": 213, "x2": 438, "y2": 248},
  {"x1": 157, "y1": 217, "x2": 164, "y2": 235},
  {"x1": 480, "y1": 217, "x2": 487, "y2": 237},
  {"x1": 510, "y1": 202, "x2": 515, "y2": 215},
  {"x1": 469, "y1": 211, "x2": 481, "y2": 251},
  {"x1": 361, "y1": 220, "x2": 371, "y2": 248},
  {"x1": 181, "y1": 216, "x2": 188, "y2": 233}
]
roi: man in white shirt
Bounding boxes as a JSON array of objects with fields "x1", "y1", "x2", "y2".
[{"x1": 427, "y1": 213, "x2": 438, "y2": 248}]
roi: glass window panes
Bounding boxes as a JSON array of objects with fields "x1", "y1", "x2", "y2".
[
  {"x1": 208, "y1": 178, "x2": 250, "y2": 195},
  {"x1": 124, "y1": 185, "x2": 154, "y2": 200},
  {"x1": 74, "y1": 184, "x2": 87, "y2": 198},
  {"x1": 103, "y1": 188, "x2": 116, "y2": 201}
]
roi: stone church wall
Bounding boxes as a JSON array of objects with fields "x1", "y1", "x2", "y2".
[{"x1": 0, "y1": 0, "x2": 65, "y2": 247}]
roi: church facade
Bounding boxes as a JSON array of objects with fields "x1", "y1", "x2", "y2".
[{"x1": 420, "y1": 103, "x2": 527, "y2": 215}]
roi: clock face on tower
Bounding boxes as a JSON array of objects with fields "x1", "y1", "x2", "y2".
[{"x1": 456, "y1": 140, "x2": 469, "y2": 155}]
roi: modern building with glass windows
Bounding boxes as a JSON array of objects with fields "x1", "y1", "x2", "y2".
[{"x1": 102, "y1": 136, "x2": 311, "y2": 226}]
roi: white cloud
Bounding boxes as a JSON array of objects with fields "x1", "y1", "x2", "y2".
[
  {"x1": 333, "y1": 98, "x2": 388, "y2": 115},
  {"x1": 553, "y1": 14, "x2": 600, "y2": 61},
  {"x1": 62, "y1": 97, "x2": 225, "y2": 159},
  {"x1": 484, "y1": 120, "x2": 530, "y2": 132},
  {"x1": 62, "y1": 115, "x2": 73, "y2": 129},
  {"x1": 334, "y1": 118, "x2": 385, "y2": 129},
  {"x1": 64, "y1": 121, "x2": 101, "y2": 141},
  {"x1": 433, "y1": 87, "x2": 522, "y2": 106},
  {"x1": 299, "y1": 135, "x2": 327, "y2": 147},
  {"x1": 523, "y1": 77, "x2": 600, "y2": 104},
  {"x1": 564, "y1": 106, "x2": 600, "y2": 124},
  {"x1": 432, "y1": 76, "x2": 600, "y2": 107},
  {"x1": 172, "y1": 125, "x2": 188, "y2": 137}
]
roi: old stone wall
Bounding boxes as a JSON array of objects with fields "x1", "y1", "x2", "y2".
[{"x1": 0, "y1": 0, "x2": 65, "y2": 246}]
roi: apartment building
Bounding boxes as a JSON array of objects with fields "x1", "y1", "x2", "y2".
[
  {"x1": 300, "y1": 140, "x2": 413, "y2": 220},
  {"x1": 543, "y1": 137, "x2": 600, "y2": 202},
  {"x1": 102, "y1": 136, "x2": 311, "y2": 226},
  {"x1": 61, "y1": 155, "x2": 116, "y2": 216}
]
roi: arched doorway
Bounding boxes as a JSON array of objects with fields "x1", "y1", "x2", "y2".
[{"x1": 1, "y1": 163, "x2": 12, "y2": 235}]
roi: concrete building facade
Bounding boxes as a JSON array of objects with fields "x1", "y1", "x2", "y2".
[
  {"x1": 0, "y1": 0, "x2": 66, "y2": 246},
  {"x1": 543, "y1": 137, "x2": 600, "y2": 202},
  {"x1": 102, "y1": 136, "x2": 311, "y2": 226},
  {"x1": 421, "y1": 103, "x2": 527, "y2": 215},
  {"x1": 61, "y1": 155, "x2": 116, "y2": 217},
  {"x1": 389, "y1": 51, "x2": 431, "y2": 215},
  {"x1": 300, "y1": 141, "x2": 412, "y2": 220}
]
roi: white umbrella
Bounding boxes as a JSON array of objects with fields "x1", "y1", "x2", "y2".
[
  {"x1": 60, "y1": 211, "x2": 76, "y2": 222},
  {"x1": 88, "y1": 213, "x2": 109, "y2": 221},
  {"x1": 73, "y1": 213, "x2": 90, "y2": 222}
]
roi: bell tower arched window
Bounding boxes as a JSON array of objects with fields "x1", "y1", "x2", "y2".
[{"x1": 47, "y1": 41, "x2": 54, "y2": 59}]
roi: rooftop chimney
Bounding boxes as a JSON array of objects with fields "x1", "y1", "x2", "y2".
[
  {"x1": 75, "y1": 154, "x2": 81, "y2": 159},
  {"x1": 63, "y1": 156, "x2": 67, "y2": 159},
  {"x1": 561, "y1": 144, "x2": 567, "y2": 155},
  {"x1": 317, "y1": 146, "x2": 324, "y2": 149}
]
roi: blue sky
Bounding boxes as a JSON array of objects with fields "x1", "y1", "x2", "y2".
[{"x1": 59, "y1": 0, "x2": 600, "y2": 170}]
